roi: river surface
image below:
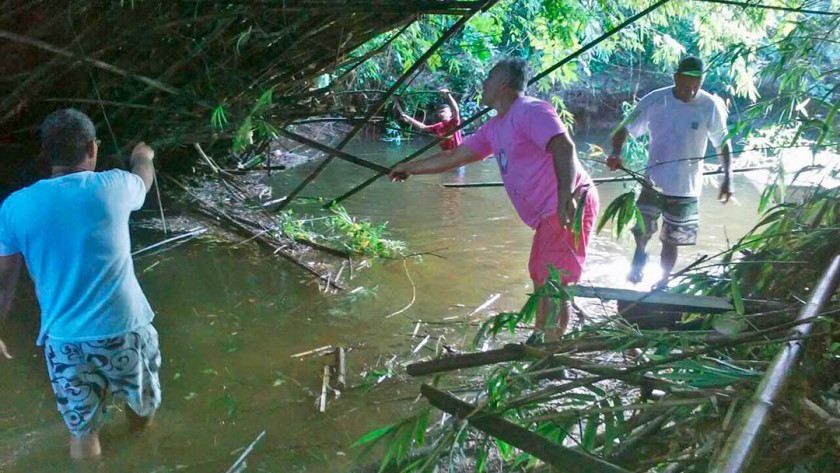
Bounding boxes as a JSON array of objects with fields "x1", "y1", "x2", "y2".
[{"x1": 0, "y1": 133, "x2": 766, "y2": 472}]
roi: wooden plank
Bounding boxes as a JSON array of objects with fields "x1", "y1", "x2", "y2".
[{"x1": 569, "y1": 286, "x2": 734, "y2": 314}]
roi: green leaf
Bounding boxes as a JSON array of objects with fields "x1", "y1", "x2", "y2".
[
  {"x1": 352, "y1": 423, "x2": 397, "y2": 448},
  {"x1": 730, "y1": 277, "x2": 745, "y2": 315},
  {"x1": 582, "y1": 414, "x2": 599, "y2": 451}
]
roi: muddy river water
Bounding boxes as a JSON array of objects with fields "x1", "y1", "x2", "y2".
[{"x1": 0, "y1": 133, "x2": 766, "y2": 472}]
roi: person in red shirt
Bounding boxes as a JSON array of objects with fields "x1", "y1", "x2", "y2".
[{"x1": 400, "y1": 89, "x2": 463, "y2": 151}]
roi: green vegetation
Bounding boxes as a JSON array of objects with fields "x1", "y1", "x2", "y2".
[
  {"x1": 349, "y1": 1, "x2": 840, "y2": 472},
  {"x1": 273, "y1": 204, "x2": 406, "y2": 258}
]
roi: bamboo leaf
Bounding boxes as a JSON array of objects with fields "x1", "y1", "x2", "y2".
[
  {"x1": 352, "y1": 423, "x2": 397, "y2": 448},
  {"x1": 730, "y1": 277, "x2": 745, "y2": 315},
  {"x1": 582, "y1": 414, "x2": 599, "y2": 451}
]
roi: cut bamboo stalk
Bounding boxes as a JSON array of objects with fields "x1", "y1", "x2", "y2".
[
  {"x1": 420, "y1": 384, "x2": 631, "y2": 473},
  {"x1": 224, "y1": 430, "x2": 267, "y2": 473},
  {"x1": 292, "y1": 345, "x2": 334, "y2": 358},
  {"x1": 708, "y1": 254, "x2": 840, "y2": 473},
  {"x1": 319, "y1": 364, "x2": 331, "y2": 413},
  {"x1": 334, "y1": 347, "x2": 347, "y2": 390}
]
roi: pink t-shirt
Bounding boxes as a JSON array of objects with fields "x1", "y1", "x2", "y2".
[{"x1": 464, "y1": 96, "x2": 591, "y2": 229}]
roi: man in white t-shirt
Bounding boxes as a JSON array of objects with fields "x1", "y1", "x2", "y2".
[
  {"x1": 0, "y1": 109, "x2": 161, "y2": 460},
  {"x1": 607, "y1": 57, "x2": 733, "y2": 283}
]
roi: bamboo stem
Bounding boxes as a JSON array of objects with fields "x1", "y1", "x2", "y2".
[
  {"x1": 708, "y1": 254, "x2": 840, "y2": 473},
  {"x1": 0, "y1": 28, "x2": 182, "y2": 96}
]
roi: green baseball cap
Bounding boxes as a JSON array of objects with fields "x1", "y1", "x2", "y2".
[{"x1": 676, "y1": 56, "x2": 704, "y2": 77}]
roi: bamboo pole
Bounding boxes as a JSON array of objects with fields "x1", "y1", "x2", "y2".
[
  {"x1": 275, "y1": 0, "x2": 499, "y2": 212},
  {"x1": 420, "y1": 384, "x2": 631, "y2": 473},
  {"x1": 334, "y1": 347, "x2": 347, "y2": 390},
  {"x1": 440, "y1": 166, "x2": 777, "y2": 188},
  {"x1": 325, "y1": 0, "x2": 674, "y2": 206},
  {"x1": 274, "y1": 128, "x2": 393, "y2": 174},
  {"x1": 708, "y1": 254, "x2": 840, "y2": 473},
  {"x1": 0, "y1": 28, "x2": 181, "y2": 96}
]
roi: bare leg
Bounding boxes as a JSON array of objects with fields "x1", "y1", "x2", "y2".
[
  {"x1": 69, "y1": 432, "x2": 101, "y2": 460},
  {"x1": 660, "y1": 242, "x2": 678, "y2": 279},
  {"x1": 534, "y1": 282, "x2": 572, "y2": 340},
  {"x1": 126, "y1": 407, "x2": 154, "y2": 434},
  {"x1": 628, "y1": 231, "x2": 653, "y2": 283}
]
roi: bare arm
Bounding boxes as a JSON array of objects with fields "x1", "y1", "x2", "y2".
[
  {"x1": 607, "y1": 126, "x2": 629, "y2": 171},
  {"x1": 400, "y1": 114, "x2": 432, "y2": 132},
  {"x1": 442, "y1": 90, "x2": 460, "y2": 121},
  {"x1": 0, "y1": 254, "x2": 22, "y2": 359},
  {"x1": 131, "y1": 142, "x2": 155, "y2": 192},
  {"x1": 548, "y1": 133, "x2": 578, "y2": 228},
  {"x1": 390, "y1": 145, "x2": 481, "y2": 179}
]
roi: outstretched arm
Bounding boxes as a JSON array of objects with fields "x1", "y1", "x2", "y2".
[
  {"x1": 400, "y1": 113, "x2": 432, "y2": 132},
  {"x1": 607, "y1": 126, "x2": 629, "y2": 171},
  {"x1": 390, "y1": 145, "x2": 481, "y2": 180}
]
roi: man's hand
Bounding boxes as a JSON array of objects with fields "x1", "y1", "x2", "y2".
[
  {"x1": 389, "y1": 163, "x2": 411, "y2": 182},
  {"x1": 719, "y1": 176, "x2": 733, "y2": 204},
  {"x1": 606, "y1": 153, "x2": 623, "y2": 171},
  {"x1": 0, "y1": 337, "x2": 12, "y2": 359},
  {"x1": 557, "y1": 194, "x2": 578, "y2": 229},
  {"x1": 131, "y1": 142, "x2": 155, "y2": 163},
  {"x1": 439, "y1": 88, "x2": 450, "y2": 96}
]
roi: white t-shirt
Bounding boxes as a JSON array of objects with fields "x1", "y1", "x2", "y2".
[
  {"x1": 0, "y1": 170, "x2": 154, "y2": 345},
  {"x1": 625, "y1": 86, "x2": 729, "y2": 197}
]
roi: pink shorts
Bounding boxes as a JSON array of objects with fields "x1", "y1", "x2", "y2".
[{"x1": 528, "y1": 188, "x2": 599, "y2": 286}]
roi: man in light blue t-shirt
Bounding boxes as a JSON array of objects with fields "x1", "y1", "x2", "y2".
[{"x1": 0, "y1": 109, "x2": 161, "y2": 460}]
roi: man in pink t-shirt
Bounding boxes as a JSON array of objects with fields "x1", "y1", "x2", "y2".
[{"x1": 390, "y1": 59, "x2": 599, "y2": 339}]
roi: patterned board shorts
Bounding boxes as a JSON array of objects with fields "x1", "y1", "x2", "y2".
[
  {"x1": 633, "y1": 187, "x2": 700, "y2": 246},
  {"x1": 44, "y1": 324, "x2": 162, "y2": 438}
]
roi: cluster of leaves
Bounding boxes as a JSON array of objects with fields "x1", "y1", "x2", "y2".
[
  {"x1": 326, "y1": 204, "x2": 407, "y2": 257},
  {"x1": 273, "y1": 204, "x2": 406, "y2": 258}
]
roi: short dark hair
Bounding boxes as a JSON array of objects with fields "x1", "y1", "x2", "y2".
[
  {"x1": 494, "y1": 58, "x2": 528, "y2": 92},
  {"x1": 39, "y1": 109, "x2": 96, "y2": 166},
  {"x1": 436, "y1": 103, "x2": 452, "y2": 112}
]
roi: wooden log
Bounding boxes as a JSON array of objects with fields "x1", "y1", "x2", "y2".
[{"x1": 420, "y1": 384, "x2": 630, "y2": 473}]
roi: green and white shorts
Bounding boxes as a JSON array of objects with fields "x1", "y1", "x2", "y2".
[{"x1": 633, "y1": 187, "x2": 700, "y2": 246}]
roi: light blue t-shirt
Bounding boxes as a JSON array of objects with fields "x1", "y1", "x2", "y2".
[{"x1": 0, "y1": 170, "x2": 154, "y2": 345}]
